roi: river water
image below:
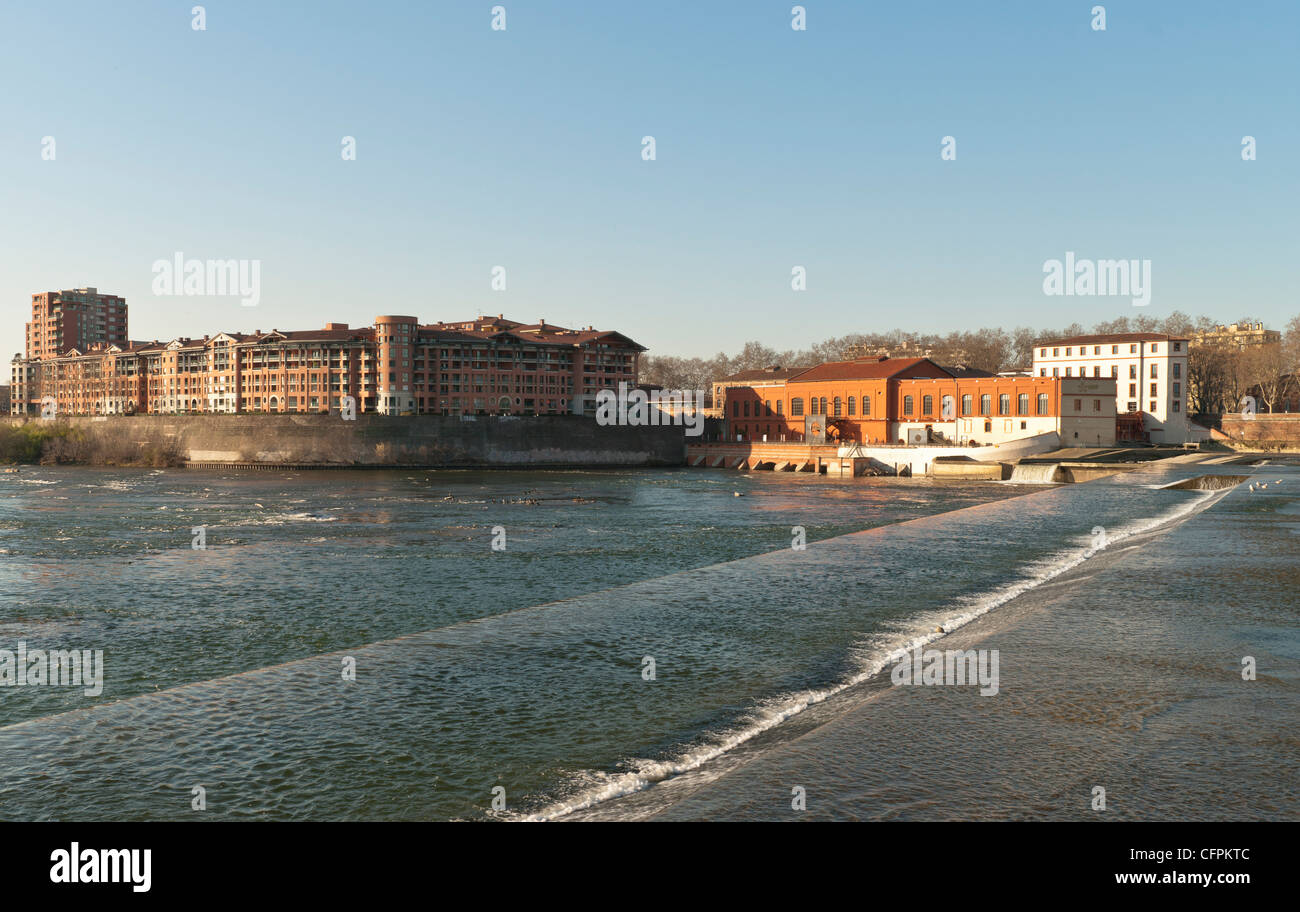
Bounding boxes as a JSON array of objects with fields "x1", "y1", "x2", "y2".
[{"x1": 0, "y1": 463, "x2": 1294, "y2": 820}]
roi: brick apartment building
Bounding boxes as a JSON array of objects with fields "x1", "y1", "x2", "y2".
[
  {"x1": 721, "y1": 356, "x2": 1117, "y2": 447},
  {"x1": 9, "y1": 292, "x2": 643, "y2": 417}
]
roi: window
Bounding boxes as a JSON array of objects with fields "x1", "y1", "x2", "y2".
[
  {"x1": 1040, "y1": 348, "x2": 1047, "y2": 357},
  {"x1": 1066, "y1": 347, "x2": 1072, "y2": 356},
  {"x1": 1129, "y1": 364, "x2": 1137, "y2": 379},
  {"x1": 1151, "y1": 344, "x2": 1158, "y2": 353},
  {"x1": 980, "y1": 394, "x2": 991, "y2": 416},
  {"x1": 862, "y1": 396, "x2": 870, "y2": 416},
  {"x1": 999, "y1": 393, "x2": 1010, "y2": 415},
  {"x1": 820, "y1": 397, "x2": 827, "y2": 415},
  {"x1": 903, "y1": 395, "x2": 914, "y2": 416},
  {"x1": 765, "y1": 400, "x2": 772, "y2": 416},
  {"x1": 942, "y1": 395, "x2": 954, "y2": 418},
  {"x1": 1150, "y1": 383, "x2": 1158, "y2": 398},
  {"x1": 777, "y1": 400, "x2": 784, "y2": 415},
  {"x1": 961, "y1": 394, "x2": 972, "y2": 416},
  {"x1": 1111, "y1": 365, "x2": 1118, "y2": 378},
  {"x1": 1094, "y1": 399, "x2": 1102, "y2": 411},
  {"x1": 743, "y1": 401, "x2": 750, "y2": 417},
  {"x1": 1173, "y1": 382, "x2": 1180, "y2": 397},
  {"x1": 1173, "y1": 342, "x2": 1182, "y2": 352},
  {"x1": 1130, "y1": 344, "x2": 1137, "y2": 353},
  {"x1": 984, "y1": 420, "x2": 992, "y2": 432},
  {"x1": 1052, "y1": 367, "x2": 1059, "y2": 377},
  {"x1": 1111, "y1": 345, "x2": 1118, "y2": 354},
  {"x1": 1093, "y1": 366, "x2": 1101, "y2": 377},
  {"x1": 1039, "y1": 368, "x2": 1046, "y2": 377},
  {"x1": 1094, "y1": 346, "x2": 1100, "y2": 354},
  {"x1": 1129, "y1": 384, "x2": 1137, "y2": 396},
  {"x1": 847, "y1": 396, "x2": 855, "y2": 415},
  {"x1": 1018, "y1": 393, "x2": 1029, "y2": 414},
  {"x1": 791, "y1": 398, "x2": 804, "y2": 416},
  {"x1": 1074, "y1": 399, "x2": 1082, "y2": 411},
  {"x1": 732, "y1": 401, "x2": 739, "y2": 417},
  {"x1": 1065, "y1": 367, "x2": 1072, "y2": 377},
  {"x1": 1127, "y1": 400, "x2": 1137, "y2": 412},
  {"x1": 809, "y1": 397, "x2": 818, "y2": 415},
  {"x1": 833, "y1": 397, "x2": 842, "y2": 417},
  {"x1": 1037, "y1": 393, "x2": 1049, "y2": 416},
  {"x1": 1173, "y1": 400, "x2": 1181, "y2": 412},
  {"x1": 922, "y1": 395, "x2": 934, "y2": 415},
  {"x1": 1150, "y1": 364, "x2": 1158, "y2": 379},
  {"x1": 1052, "y1": 347, "x2": 1059, "y2": 356},
  {"x1": 1150, "y1": 400, "x2": 1157, "y2": 412},
  {"x1": 1173, "y1": 363, "x2": 1181, "y2": 379}
]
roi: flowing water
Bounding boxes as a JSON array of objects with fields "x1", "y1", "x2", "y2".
[{"x1": 0, "y1": 463, "x2": 1294, "y2": 820}]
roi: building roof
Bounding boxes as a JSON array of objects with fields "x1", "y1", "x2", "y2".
[
  {"x1": 942, "y1": 365, "x2": 995, "y2": 378},
  {"x1": 719, "y1": 365, "x2": 812, "y2": 383},
  {"x1": 789, "y1": 357, "x2": 948, "y2": 383},
  {"x1": 1039, "y1": 332, "x2": 1187, "y2": 347}
]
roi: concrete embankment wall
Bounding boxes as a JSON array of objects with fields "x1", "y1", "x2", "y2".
[{"x1": 3, "y1": 415, "x2": 687, "y2": 467}]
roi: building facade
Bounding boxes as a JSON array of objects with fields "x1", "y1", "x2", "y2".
[
  {"x1": 1031, "y1": 333, "x2": 1190, "y2": 443},
  {"x1": 25, "y1": 288, "x2": 128, "y2": 361},
  {"x1": 1190, "y1": 321, "x2": 1281, "y2": 350},
  {"x1": 721, "y1": 357, "x2": 1117, "y2": 447},
  {"x1": 10, "y1": 308, "x2": 642, "y2": 418}
]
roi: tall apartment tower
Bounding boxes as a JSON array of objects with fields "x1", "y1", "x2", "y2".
[{"x1": 26, "y1": 287, "x2": 127, "y2": 360}]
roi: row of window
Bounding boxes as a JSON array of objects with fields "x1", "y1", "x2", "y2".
[
  {"x1": 1040, "y1": 363, "x2": 1181, "y2": 380},
  {"x1": 732, "y1": 393, "x2": 1054, "y2": 419},
  {"x1": 1041, "y1": 341, "x2": 1181, "y2": 357}
]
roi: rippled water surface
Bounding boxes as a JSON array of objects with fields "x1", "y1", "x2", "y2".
[{"x1": 0, "y1": 463, "x2": 1294, "y2": 820}]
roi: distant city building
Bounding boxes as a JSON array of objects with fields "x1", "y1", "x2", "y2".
[
  {"x1": 9, "y1": 302, "x2": 642, "y2": 417},
  {"x1": 721, "y1": 356, "x2": 1116, "y2": 447},
  {"x1": 1190, "y1": 321, "x2": 1280, "y2": 350},
  {"x1": 25, "y1": 288, "x2": 128, "y2": 361},
  {"x1": 0, "y1": 384, "x2": 9, "y2": 414},
  {"x1": 1031, "y1": 333, "x2": 1190, "y2": 444}
]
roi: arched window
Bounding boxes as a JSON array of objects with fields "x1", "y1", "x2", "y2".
[
  {"x1": 1018, "y1": 393, "x2": 1029, "y2": 415},
  {"x1": 791, "y1": 397, "x2": 804, "y2": 416},
  {"x1": 776, "y1": 400, "x2": 784, "y2": 415},
  {"x1": 862, "y1": 395, "x2": 871, "y2": 416},
  {"x1": 1037, "y1": 393, "x2": 1049, "y2": 415},
  {"x1": 765, "y1": 400, "x2": 772, "y2": 416},
  {"x1": 961, "y1": 394, "x2": 972, "y2": 416},
  {"x1": 833, "y1": 397, "x2": 842, "y2": 417},
  {"x1": 820, "y1": 397, "x2": 828, "y2": 415},
  {"x1": 941, "y1": 395, "x2": 954, "y2": 419},
  {"x1": 903, "y1": 395, "x2": 914, "y2": 416},
  {"x1": 922, "y1": 395, "x2": 933, "y2": 416},
  {"x1": 847, "y1": 396, "x2": 856, "y2": 415},
  {"x1": 743, "y1": 401, "x2": 750, "y2": 417},
  {"x1": 980, "y1": 394, "x2": 991, "y2": 416},
  {"x1": 999, "y1": 393, "x2": 1010, "y2": 416}
]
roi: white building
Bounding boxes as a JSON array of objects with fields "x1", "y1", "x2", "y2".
[{"x1": 1031, "y1": 333, "x2": 1190, "y2": 443}]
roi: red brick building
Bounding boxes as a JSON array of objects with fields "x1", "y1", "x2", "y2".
[{"x1": 722, "y1": 356, "x2": 1116, "y2": 447}]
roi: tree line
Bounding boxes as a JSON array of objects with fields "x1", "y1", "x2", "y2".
[{"x1": 640, "y1": 312, "x2": 1300, "y2": 415}]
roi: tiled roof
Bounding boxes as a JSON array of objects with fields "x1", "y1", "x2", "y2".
[
  {"x1": 720, "y1": 366, "x2": 812, "y2": 383},
  {"x1": 790, "y1": 357, "x2": 948, "y2": 382}
]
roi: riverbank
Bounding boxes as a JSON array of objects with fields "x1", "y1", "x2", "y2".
[{"x1": 0, "y1": 414, "x2": 686, "y2": 468}]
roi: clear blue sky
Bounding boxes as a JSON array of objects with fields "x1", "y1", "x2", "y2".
[{"x1": 1, "y1": 1, "x2": 1296, "y2": 361}]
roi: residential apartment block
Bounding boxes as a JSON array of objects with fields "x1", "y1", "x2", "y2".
[
  {"x1": 9, "y1": 299, "x2": 643, "y2": 417},
  {"x1": 25, "y1": 288, "x2": 128, "y2": 361},
  {"x1": 1031, "y1": 333, "x2": 1190, "y2": 443}
]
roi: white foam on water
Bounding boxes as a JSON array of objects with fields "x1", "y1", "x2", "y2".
[{"x1": 519, "y1": 486, "x2": 1229, "y2": 822}]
